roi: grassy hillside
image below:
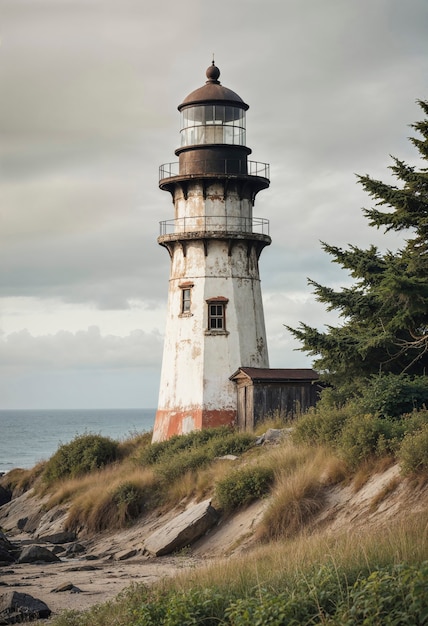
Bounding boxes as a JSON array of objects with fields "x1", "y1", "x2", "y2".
[{"x1": 2, "y1": 405, "x2": 428, "y2": 625}]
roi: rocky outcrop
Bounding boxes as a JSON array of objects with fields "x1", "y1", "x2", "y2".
[
  {"x1": 0, "y1": 591, "x2": 51, "y2": 623},
  {"x1": 0, "y1": 533, "x2": 18, "y2": 566},
  {"x1": 18, "y1": 545, "x2": 61, "y2": 564},
  {"x1": 144, "y1": 499, "x2": 219, "y2": 556},
  {"x1": 0, "y1": 487, "x2": 11, "y2": 508}
]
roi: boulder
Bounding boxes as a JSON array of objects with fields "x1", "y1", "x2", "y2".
[
  {"x1": 0, "y1": 590, "x2": 51, "y2": 623},
  {"x1": 0, "y1": 486, "x2": 11, "y2": 507},
  {"x1": 18, "y1": 545, "x2": 60, "y2": 564},
  {"x1": 38, "y1": 531, "x2": 76, "y2": 545},
  {"x1": 115, "y1": 548, "x2": 137, "y2": 561},
  {"x1": 51, "y1": 582, "x2": 81, "y2": 593},
  {"x1": 255, "y1": 428, "x2": 292, "y2": 446},
  {"x1": 64, "y1": 542, "x2": 86, "y2": 557},
  {"x1": 0, "y1": 534, "x2": 17, "y2": 566},
  {"x1": 144, "y1": 499, "x2": 219, "y2": 557}
]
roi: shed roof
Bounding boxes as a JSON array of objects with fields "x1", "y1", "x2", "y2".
[{"x1": 230, "y1": 367, "x2": 319, "y2": 383}]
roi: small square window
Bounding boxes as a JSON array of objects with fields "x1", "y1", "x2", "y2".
[{"x1": 208, "y1": 303, "x2": 225, "y2": 330}]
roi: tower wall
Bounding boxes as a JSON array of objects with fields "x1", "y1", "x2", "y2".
[
  {"x1": 152, "y1": 63, "x2": 270, "y2": 442},
  {"x1": 153, "y1": 237, "x2": 269, "y2": 442}
]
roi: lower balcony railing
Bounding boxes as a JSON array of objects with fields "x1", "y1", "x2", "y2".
[{"x1": 159, "y1": 216, "x2": 270, "y2": 237}]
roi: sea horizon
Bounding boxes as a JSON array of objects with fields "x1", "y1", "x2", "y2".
[{"x1": 0, "y1": 407, "x2": 156, "y2": 474}]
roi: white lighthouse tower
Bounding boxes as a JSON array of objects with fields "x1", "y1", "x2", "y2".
[{"x1": 152, "y1": 62, "x2": 271, "y2": 442}]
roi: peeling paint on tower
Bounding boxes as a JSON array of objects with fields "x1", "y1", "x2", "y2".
[{"x1": 152, "y1": 62, "x2": 271, "y2": 442}]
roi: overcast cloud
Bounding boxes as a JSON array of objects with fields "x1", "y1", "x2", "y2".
[{"x1": 1, "y1": 0, "x2": 428, "y2": 408}]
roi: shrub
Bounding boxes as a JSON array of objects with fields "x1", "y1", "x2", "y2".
[
  {"x1": 338, "y1": 562, "x2": 428, "y2": 625},
  {"x1": 139, "y1": 427, "x2": 234, "y2": 466},
  {"x1": 206, "y1": 432, "x2": 255, "y2": 457},
  {"x1": 139, "y1": 428, "x2": 255, "y2": 486},
  {"x1": 153, "y1": 448, "x2": 211, "y2": 483},
  {"x1": 292, "y1": 406, "x2": 351, "y2": 447},
  {"x1": 43, "y1": 434, "x2": 119, "y2": 484},
  {"x1": 338, "y1": 414, "x2": 398, "y2": 468},
  {"x1": 215, "y1": 465, "x2": 274, "y2": 511},
  {"x1": 354, "y1": 373, "x2": 428, "y2": 419},
  {"x1": 112, "y1": 481, "x2": 145, "y2": 522},
  {"x1": 399, "y1": 423, "x2": 428, "y2": 474},
  {"x1": 225, "y1": 565, "x2": 344, "y2": 626}
]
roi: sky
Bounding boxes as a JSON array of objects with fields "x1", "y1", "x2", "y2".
[{"x1": 1, "y1": 0, "x2": 428, "y2": 409}]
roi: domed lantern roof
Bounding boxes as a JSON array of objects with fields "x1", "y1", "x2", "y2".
[{"x1": 178, "y1": 62, "x2": 249, "y2": 111}]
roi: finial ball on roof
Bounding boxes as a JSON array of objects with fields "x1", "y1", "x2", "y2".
[{"x1": 206, "y1": 62, "x2": 220, "y2": 83}]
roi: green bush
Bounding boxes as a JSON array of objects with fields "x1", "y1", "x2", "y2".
[
  {"x1": 215, "y1": 465, "x2": 274, "y2": 511},
  {"x1": 43, "y1": 434, "x2": 119, "y2": 483},
  {"x1": 112, "y1": 481, "x2": 145, "y2": 521},
  {"x1": 139, "y1": 427, "x2": 236, "y2": 466},
  {"x1": 354, "y1": 373, "x2": 428, "y2": 419},
  {"x1": 338, "y1": 414, "x2": 398, "y2": 467},
  {"x1": 339, "y1": 562, "x2": 428, "y2": 625},
  {"x1": 292, "y1": 406, "x2": 351, "y2": 447},
  {"x1": 139, "y1": 428, "x2": 255, "y2": 484},
  {"x1": 206, "y1": 432, "x2": 255, "y2": 457},
  {"x1": 399, "y1": 422, "x2": 428, "y2": 474},
  {"x1": 153, "y1": 448, "x2": 211, "y2": 483}
]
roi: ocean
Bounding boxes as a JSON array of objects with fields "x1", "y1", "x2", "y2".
[{"x1": 0, "y1": 408, "x2": 156, "y2": 474}]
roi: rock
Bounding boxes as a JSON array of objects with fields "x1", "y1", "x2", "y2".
[
  {"x1": 217, "y1": 454, "x2": 238, "y2": 461},
  {"x1": 0, "y1": 487, "x2": 11, "y2": 507},
  {"x1": 21, "y1": 510, "x2": 44, "y2": 534},
  {"x1": 18, "y1": 545, "x2": 61, "y2": 564},
  {"x1": 255, "y1": 428, "x2": 292, "y2": 446},
  {"x1": 51, "y1": 545, "x2": 66, "y2": 555},
  {"x1": 38, "y1": 531, "x2": 76, "y2": 545},
  {"x1": 51, "y1": 582, "x2": 75, "y2": 593},
  {"x1": 0, "y1": 590, "x2": 51, "y2": 623},
  {"x1": 66, "y1": 564, "x2": 99, "y2": 572},
  {"x1": 64, "y1": 542, "x2": 86, "y2": 557},
  {"x1": 50, "y1": 582, "x2": 82, "y2": 593},
  {"x1": 0, "y1": 534, "x2": 17, "y2": 566},
  {"x1": 144, "y1": 499, "x2": 219, "y2": 557},
  {"x1": 115, "y1": 548, "x2": 137, "y2": 561}
]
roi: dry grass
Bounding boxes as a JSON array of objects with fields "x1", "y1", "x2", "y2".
[
  {"x1": 160, "y1": 507, "x2": 428, "y2": 598},
  {"x1": 253, "y1": 412, "x2": 289, "y2": 435},
  {"x1": 369, "y1": 475, "x2": 401, "y2": 511},
  {"x1": 66, "y1": 467, "x2": 159, "y2": 532},
  {"x1": 165, "y1": 458, "x2": 235, "y2": 504},
  {"x1": 255, "y1": 446, "x2": 342, "y2": 542},
  {"x1": 352, "y1": 456, "x2": 396, "y2": 493},
  {"x1": 116, "y1": 431, "x2": 152, "y2": 459},
  {"x1": 2, "y1": 461, "x2": 46, "y2": 495}
]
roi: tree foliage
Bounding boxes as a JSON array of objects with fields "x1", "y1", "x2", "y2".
[{"x1": 288, "y1": 100, "x2": 428, "y2": 390}]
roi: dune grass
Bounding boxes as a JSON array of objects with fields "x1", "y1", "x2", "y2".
[
  {"x1": 47, "y1": 507, "x2": 428, "y2": 626},
  {"x1": 5, "y1": 409, "x2": 428, "y2": 625}
]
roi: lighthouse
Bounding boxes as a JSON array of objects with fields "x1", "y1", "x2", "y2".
[{"x1": 152, "y1": 62, "x2": 271, "y2": 442}]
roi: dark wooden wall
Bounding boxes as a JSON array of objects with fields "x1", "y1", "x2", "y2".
[{"x1": 252, "y1": 382, "x2": 321, "y2": 428}]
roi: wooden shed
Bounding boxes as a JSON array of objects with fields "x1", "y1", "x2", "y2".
[{"x1": 230, "y1": 367, "x2": 321, "y2": 431}]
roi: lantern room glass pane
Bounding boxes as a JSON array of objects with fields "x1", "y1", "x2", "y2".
[{"x1": 180, "y1": 105, "x2": 246, "y2": 147}]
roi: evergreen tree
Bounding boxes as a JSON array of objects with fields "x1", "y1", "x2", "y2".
[{"x1": 288, "y1": 100, "x2": 428, "y2": 389}]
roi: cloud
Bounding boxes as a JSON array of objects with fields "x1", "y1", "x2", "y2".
[
  {"x1": 1, "y1": 0, "x2": 428, "y2": 407},
  {"x1": 0, "y1": 326, "x2": 163, "y2": 369}
]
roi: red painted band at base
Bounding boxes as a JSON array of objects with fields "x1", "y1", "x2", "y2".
[{"x1": 152, "y1": 408, "x2": 237, "y2": 442}]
